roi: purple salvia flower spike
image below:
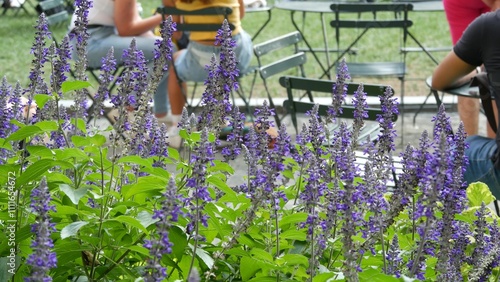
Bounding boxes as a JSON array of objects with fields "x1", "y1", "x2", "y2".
[
  {"x1": 222, "y1": 105, "x2": 246, "y2": 161},
  {"x1": 198, "y1": 20, "x2": 237, "y2": 133},
  {"x1": 328, "y1": 58, "x2": 350, "y2": 121},
  {"x1": 72, "y1": 0, "x2": 92, "y2": 80},
  {"x1": 351, "y1": 83, "x2": 368, "y2": 149},
  {"x1": 144, "y1": 177, "x2": 183, "y2": 282},
  {"x1": 188, "y1": 267, "x2": 201, "y2": 282},
  {"x1": 27, "y1": 13, "x2": 50, "y2": 104},
  {"x1": 91, "y1": 47, "x2": 116, "y2": 121},
  {"x1": 432, "y1": 103, "x2": 453, "y2": 141},
  {"x1": 0, "y1": 78, "x2": 15, "y2": 139},
  {"x1": 376, "y1": 86, "x2": 399, "y2": 154},
  {"x1": 69, "y1": 0, "x2": 93, "y2": 122},
  {"x1": 25, "y1": 177, "x2": 57, "y2": 282},
  {"x1": 385, "y1": 235, "x2": 402, "y2": 277},
  {"x1": 50, "y1": 36, "x2": 72, "y2": 96},
  {"x1": 185, "y1": 128, "x2": 215, "y2": 236},
  {"x1": 129, "y1": 16, "x2": 174, "y2": 157}
]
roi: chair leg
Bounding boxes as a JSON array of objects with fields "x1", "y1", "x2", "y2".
[{"x1": 413, "y1": 90, "x2": 432, "y2": 126}]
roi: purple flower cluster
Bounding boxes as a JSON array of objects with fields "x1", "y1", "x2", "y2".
[
  {"x1": 221, "y1": 106, "x2": 246, "y2": 161},
  {"x1": 185, "y1": 128, "x2": 215, "y2": 235},
  {"x1": 72, "y1": 0, "x2": 92, "y2": 79},
  {"x1": 351, "y1": 84, "x2": 368, "y2": 148},
  {"x1": 144, "y1": 177, "x2": 183, "y2": 282},
  {"x1": 198, "y1": 20, "x2": 238, "y2": 133},
  {"x1": 25, "y1": 177, "x2": 57, "y2": 282},
  {"x1": 92, "y1": 48, "x2": 117, "y2": 119},
  {"x1": 328, "y1": 58, "x2": 350, "y2": 121},
  {"x1": 27, "y1": 13, "x2": 50, "y2": 101}
]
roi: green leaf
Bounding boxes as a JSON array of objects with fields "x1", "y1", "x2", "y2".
[
  {"x1": 89, "y1": 134, "x2": 106, "y2": 146},
  {"x1": 34, "y1": 120, "x2": 59, "y2": 132},
  {"x1": 280, "y1": 229, "x2": 306, "y2": 241},
  {"x1": 240, "y1": 256, "x2": 261, "y2": 281},
  {"x1": 312, "y1": 273, "x2": 335, "y2": 282},
  {"x1": 127, "y1": 245, "x2": 150, "y2": 256},
  {"x1": 467, "y1": 181, "x2": 496, "y2": 206},
  {"x1": 71, "y1": 135, "x2": 87, "y2": 147},
  {"x1": 279, "y1": 212, "x2": 308, "y2": 228},
  {"x1": 250, "y1": 248, "x2": 274, "y2": 262},
  {"x1": 26, "y1": 145, "x2": 54, "y2": 158},
  {"x1": 6, "y1": 125, "x2": 43, "y2": 141},
  {"x1": 210, "y1": 160, "x2": 235, "y2": 174},
  {"x1": 136, "y1": 211, "x2": 158, "y2": 228},
  {"x1": 167, "y1": 147, "x2": 180, "y2": 160},
  {"x1": 16, "y1": 159, "x2": 54, "y2": 188},
  {"x1": 195, "y1": 247, "x2": 214, "y2": 269},
  {"x1": 169, "y1": 226, "x2": 188, "y2": 260},
  {"x1": 207, "y1": 175, "x2": 238, "y2": 202},
  {"x1": 111, "y1": 215, "x2": 149, "y2": 234},
  {"x1": 0, "y1": 138, "x2": 13, "y2": 150},
  {"x1": 359, "y1": 267, "x2": 400, "y2": 281},
  {"x1": 61, "y1": 80, "x2": 93, "y2": 93},
  {"x1": 33, "y1": 94, "x2": 52, "y2": 109},
  {"x1": 61, "y1": 221, "x2": 89, "y2": 239},
  {"x1": 56, "y1": 147, "x2": 89, "y2": 161},
  {"x1": 123, "y1": 176, "x2": 167, "y2": 200},
  {"x1": 59, "y1": 184, "x2": 88, "y2": 205},
  {"x1": 280, "y1": 254, "x2": 308, "y2": 266},
  {"x1": 247, "y1": 277, "x2": 278, "y2": 282}
]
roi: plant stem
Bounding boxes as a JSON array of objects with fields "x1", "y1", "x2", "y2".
[
  {"x1": 96, "y1": 233, "x2": 147, "y2": 280},
  {"x1": 379, "y1": 220, "x2": 387, "y2": 274},
  {"x1": 409, "y1": 219, "x2": 430, "y2": 276},
  {"x1": 90, "y1": 148, "x2": 112, "y2": 280},
  {"x1": 188, "y1": 198, "x2": 201, "y2": 278},
  {"x1": 293, "y1": 165, "x2": 305, "y2": 205}
]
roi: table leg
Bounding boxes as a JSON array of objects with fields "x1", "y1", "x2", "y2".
[
  {"x1": 290, "y1": 10, "x2": 331, "y2": 80},
  {"x1": 320, "y1": 12, "x2": 332, "y2": 80},
  {"x1": 406, "y1": 31, "x2": 440, "y2": 66}
]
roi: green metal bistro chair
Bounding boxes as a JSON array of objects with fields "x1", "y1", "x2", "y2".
[
  {"x1": 279, "y1": 75, "x2": 397, "y2": 144},
  {"x1": 329, "y1": 3, "x2": 413, "y2": 141},
  {"x1": 253, "y1": 31, "x2": 307, "y2": 127}
]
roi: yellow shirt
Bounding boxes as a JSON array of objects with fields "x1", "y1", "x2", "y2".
[{"x1": 175, "y1": 0, "x2": 242, "y2": 41}]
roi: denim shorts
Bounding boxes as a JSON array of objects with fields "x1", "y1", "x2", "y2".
[
  {"x1": 174, "y1": 30, "x2": 253, "y2": 82},
  {"x1": 464, "y1": 135, "x2": 500, "y2": 198}
]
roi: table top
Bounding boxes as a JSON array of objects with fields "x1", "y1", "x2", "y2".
[
  {"x1": 274, "y1": 1, "x2": 443, "y2": 13},
  {"x1": 425, "y1": 76, "x2": 480, "y2": 98}
]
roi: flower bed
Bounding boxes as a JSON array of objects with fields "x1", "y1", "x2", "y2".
[{"x1": 1, "y1": 1, "x2": 500, "y2": 281}]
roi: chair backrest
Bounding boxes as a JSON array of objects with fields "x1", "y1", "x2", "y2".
[
  {"x1": 328, "y1": 3, "x2": 413, "y2": 77},
  {"x1": 252, "y1": 31, "x2": 307, "y2": 127},
  {"x1": 156, "y1": 6, "x2": 234, "y2": 32},
  {"x1": 279, "y1": 75, "x2": 397, "y2": 134},
  {"x1": 253, "y1": 31, "x2": 306, "y2": 81},
  {"x1": 36, "y1": 0, "x2": 69, "y2": 28}
]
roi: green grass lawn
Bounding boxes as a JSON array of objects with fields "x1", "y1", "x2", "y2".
[{"x1": 0, "y1": 0, "x2": 451, "y2": 99}]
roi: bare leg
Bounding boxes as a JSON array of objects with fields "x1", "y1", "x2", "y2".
[
  {"x1": 168, "y1": 51, "x2": 187, "y2": 115},
  {"x1": 458, "y1": 96, "x2": 480, "y2": 136}
]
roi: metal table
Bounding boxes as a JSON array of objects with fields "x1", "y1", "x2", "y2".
[{"x1": 274, "y1": 1, "x2": 446, "y2": 79}]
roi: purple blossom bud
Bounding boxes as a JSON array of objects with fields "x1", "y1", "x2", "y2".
[{"x1": 25, "y1": 177, "x2": 57, "y2": 282}]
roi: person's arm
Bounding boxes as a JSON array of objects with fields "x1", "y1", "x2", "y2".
[
  {"x1": 431, "y1": 51, "x2": 476, "y2": 90},
  {"x1": 238, "y1": 0, "x2": 245, "y2": 19},
  {"x1": 114, "y1": 0, "x2": 163, "y2": 36}
]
